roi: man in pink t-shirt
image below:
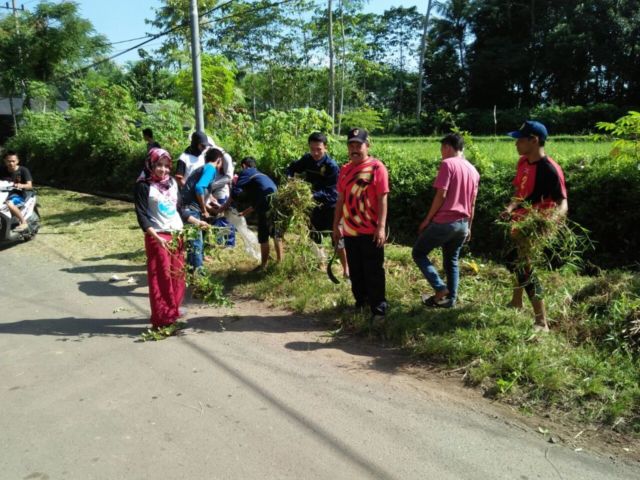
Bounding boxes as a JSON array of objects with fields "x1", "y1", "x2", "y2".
[{"x1": 412, "y1": 133, "x2": 480, "y2": 308}]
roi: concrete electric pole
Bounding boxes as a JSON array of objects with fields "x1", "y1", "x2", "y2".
[{"x1": 189, "y1": 0, "x2": 205, "y2": 131}]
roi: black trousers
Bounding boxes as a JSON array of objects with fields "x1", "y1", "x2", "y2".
[
  {"x1": 344, "y1": 235, "x2": 387, "y2": 315},
  {"x1": 310, "y1": 206, "x2": 334, "y2": 244}
]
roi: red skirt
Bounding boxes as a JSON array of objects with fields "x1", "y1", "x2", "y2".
[{"x1": 144, "y1": 232, "x2": 186, "y2": 328}]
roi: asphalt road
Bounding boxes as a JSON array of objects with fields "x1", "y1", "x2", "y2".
[{"x1": 1, "y1": 236, "x2": 638, "y2": 480}]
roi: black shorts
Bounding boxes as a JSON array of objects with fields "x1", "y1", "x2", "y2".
[
  {"x1": 257, "y1": 209, "x2": 280, "y2": 244},
  {"x1": 310, "y1": 206, "x2": 335, "y2": 244}
]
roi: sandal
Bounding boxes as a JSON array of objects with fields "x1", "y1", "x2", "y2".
[
  {"x1": 421, "y1": 294, "x2": 453, "y2": 308},
  {"x1": 141, "y1": 321, "x2": 187, "y2": 341}
]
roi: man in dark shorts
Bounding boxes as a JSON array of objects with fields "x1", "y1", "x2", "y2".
[
  {"x1": 503, "y1": 120, "x2": 568, "y2": 332},
  {"x1": 286, "y1": 132, "x2": 348, "y2": 278},
  {"x1": 1, "y1": 151, "x2": 33, "y2": 232},
  {"x1": 231, "y1": 157, "x2": 283, "y2": 270}
]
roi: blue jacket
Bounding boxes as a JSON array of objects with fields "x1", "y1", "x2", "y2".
[
  {"x1": 232, "y1": 167, "x2": 277, "y2": 212},
  {"x1": 181, "y1": 163, "x2": 217, "y2": 210}
]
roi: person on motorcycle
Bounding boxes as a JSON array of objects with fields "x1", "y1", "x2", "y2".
[{"x1": 1, "y1": 151, "x2": 32, "y2": 232}]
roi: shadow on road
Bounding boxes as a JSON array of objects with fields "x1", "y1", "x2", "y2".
[
  {"x1": 83, "y1": 251, "x2": 145, "y2": 262},
  {"x1": 186, "y1": 311, "x2": 410, "y2": 373},
  {"x1": 187, "y1": 312, "x2": 331, "y2": 335},
  {"x1": 77, "y1": 280, "x2": 147, "y2": 298},
  {"x1": 0, "y1": 316, "x2": 146, "y2": 338},
  {"x1": 61, "y1": 263, "x2": 146, "y2": 275}
]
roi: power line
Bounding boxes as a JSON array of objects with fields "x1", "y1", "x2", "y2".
[
  {"x1": 65, "y1": 0, "x2": 298, "y2": 78},
  {"x1": 106, "y1": 35, "x2": 155, "y2": 47},
  {"x1": 67, "y1": 0, "x2": 237, "y2": 76}
]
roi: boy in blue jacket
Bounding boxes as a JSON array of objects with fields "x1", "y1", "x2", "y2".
[{"x1": 230, "y1": 157, "x2": 283, "y2": 271}]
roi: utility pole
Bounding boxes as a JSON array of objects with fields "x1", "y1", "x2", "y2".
[
  {"x1": 0, "y1": 1, "x2": 25, "y2": 14},
  {"x1": 189, "y1": 0, "x2": 205, "y2": 131}
]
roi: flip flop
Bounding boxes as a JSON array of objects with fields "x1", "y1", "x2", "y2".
[
  {"x1": 421, "y1": 294, "x2": 453, "y2": 308},
  {"x1": 421, "y1": 295, "x2": 438, "y2": 307}
]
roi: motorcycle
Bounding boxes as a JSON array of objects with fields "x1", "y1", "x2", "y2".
[{"x1": 0, "y1": 180, "x2": 41, "y2": 243}]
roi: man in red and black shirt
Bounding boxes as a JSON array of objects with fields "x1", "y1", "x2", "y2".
[
  {"x1": 333, "y1": 128, "x2": 390, "y2": 323},
  {"x1": 503, "y1": 120, "x2": 568, "y2": 331}
]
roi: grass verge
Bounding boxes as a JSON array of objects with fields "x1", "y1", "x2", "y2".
[
  {"x1": 36, "y1": 186, "x2": 640, "y2": 436},
  {"x1": 207, "y1": 238, "x2": 640, "y2": 436}
]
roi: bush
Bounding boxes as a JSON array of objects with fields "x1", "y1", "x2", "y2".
[
  {"x1": 428, "y1": 104, "x2": 629, "y2": 136},
  {"x1": 217, "y1": 108, "x2": 333, "y2": 178},
  {"x1": 6, "y1": 87, "x2": 195, "y2": 194},
  {"x1": 567, "y1": 157, "x2": 640, "y2": 266},
  {"x1": 339, "y1": 107, "x2": 384, "y2": 134},
  {"x1": 8, "y1": 85, "x2": 142, "y2": 192}
]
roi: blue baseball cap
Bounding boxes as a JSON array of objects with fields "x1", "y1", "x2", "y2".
[{"x1": 507, "y1": 120, "x2": 548, "y2": 142}]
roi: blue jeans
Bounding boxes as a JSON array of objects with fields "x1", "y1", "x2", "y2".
[
  {"x1": 183, "y1": 208, "x2": 204, "y2": 272},
  {"x1": 412, "y1": 219, "x2": 468, "y2": 304}
]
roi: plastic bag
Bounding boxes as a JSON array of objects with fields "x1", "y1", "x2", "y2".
[
  {"x1": 225, "y1": 209, "x2": 261, "y2": 261},
  {"x1": 309, "y1": 242, "x2": 326, "y2": 262}
]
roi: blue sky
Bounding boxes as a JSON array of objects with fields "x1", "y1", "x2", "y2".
[{"x1": 62, "y1": 0, "x2": 423, "y2": 64}]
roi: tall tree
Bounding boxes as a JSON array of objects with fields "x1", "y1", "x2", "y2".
[
  {"x1": 125, "y1": 50, "x2": 177, "y2": 103},
  {"x1": 416, "y1": 0, "x2": 436, "y2": 120},
  {"x1": 328, "y1": 0, "x2": 336, "y2": 131},
  {"x1": 378, "y1": 7, "x2": 423, "y2": 125},
  {"x1": 147, "y1": 0, "x2": 217, "y2": 69},
  {"x1": 0, "y1": 1, "x2": 108, "y2": 130}
]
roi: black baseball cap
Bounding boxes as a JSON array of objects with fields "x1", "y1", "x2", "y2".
[
  {"x1": 191, "y1": 130, "x2": 212, "y2": 146},
  {"x1": 347, "y1": 128, "x2": 369, "y2": 144}
]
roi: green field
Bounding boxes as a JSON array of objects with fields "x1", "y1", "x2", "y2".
[{"x1": 362, "y1": 136, "x2": 615, "y2": 167}]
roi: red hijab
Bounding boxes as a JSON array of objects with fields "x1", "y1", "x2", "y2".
[{"x1": 138, "y1": 148, "x2": 173, "y2": 192}]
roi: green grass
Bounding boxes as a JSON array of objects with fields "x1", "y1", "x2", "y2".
[
  {"x1": 37, "y1": 187, "x2": 145, "y2": 263},
  {"x1": 328, "y1": 135, "x2": 616, "y2": 167},
  {"x1": 206, "y1": 240, "x2": 640, "y2": 435}
]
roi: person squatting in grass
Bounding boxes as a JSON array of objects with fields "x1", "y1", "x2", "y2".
[
  {"x1": 134, "y1": 148, "x2": 209, "y2": 329},
  {"x1": 503, "y1": 120, "x2": 568, "y2": 332},
  {"x1": 204, "y1": 144, "x2": 236, "y2": 247},
  {"x1": 412, "y1": 133, "x2": 480, "y2": 308},
  {"x1": 333, "y1": 128, "x2": 389, "y2": 323},
  {"x1": 228, "y1": 157, "x2": 283, "y2": 271},
  {"x1": 180, "y1": 147, "x2": 225, "y2": 273},
  {"x1": 1, "y1": 151, "x2": 33, "y2": 232},
  {"x1": 286, "y1": 131, "x2": 348, "y2": 278}
]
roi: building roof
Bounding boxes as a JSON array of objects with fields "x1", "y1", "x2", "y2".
[{"x1": 0, "y1": 97, "x2": 70, "y2": 116}]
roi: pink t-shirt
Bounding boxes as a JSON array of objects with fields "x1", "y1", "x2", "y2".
[
  {"x1": 337, "y1": 157, "x2": 390, "y2": 236},
  {"x1": 432, "y1": 156, "x2": 480, "y2": 224}
]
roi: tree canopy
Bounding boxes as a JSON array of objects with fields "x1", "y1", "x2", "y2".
[{"x1": 2, "y1": 0, "x2": 638, "y2": 135}]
